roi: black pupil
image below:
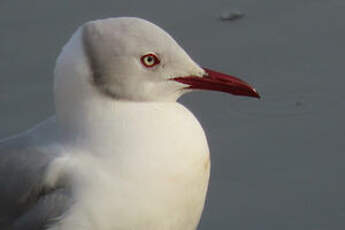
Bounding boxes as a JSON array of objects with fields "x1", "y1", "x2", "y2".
[{"x1": 147, "y1": 56, "x2": 154, "y2": 63}]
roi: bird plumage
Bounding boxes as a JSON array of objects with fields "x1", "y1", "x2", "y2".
[
  {"x1": 0, "y1": 17, "x2": 258, "y2": 230},
  {"x1": 1, "y1": 17, "x2": 210, "y2": 230}
]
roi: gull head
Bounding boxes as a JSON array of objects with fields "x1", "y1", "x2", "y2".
[
  {"x1": 54, "y1": 17, "x2": 259, "y2": 130},
  {"x1": 54, "y1": 17, "x2": 259, "y2": 105}
]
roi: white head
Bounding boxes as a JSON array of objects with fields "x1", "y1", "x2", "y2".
[
  {"x1": 55, "y1": 17, "x2": 204, "y2": 104},
  {"x1": 54, "y1": 17, "x2": 258, "y2": 133}
]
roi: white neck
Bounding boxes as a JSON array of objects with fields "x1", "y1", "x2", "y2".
[{"x1": 53, "y1": 27, "x2": 187, "y2": 140}]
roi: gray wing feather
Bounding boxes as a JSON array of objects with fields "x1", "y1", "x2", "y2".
[
  {"x1": 12, "y1": 188, "x2": 71, "y2": 230},
  {"x1": 0, "y1": 118, "x2": 72, "y2": 229}
]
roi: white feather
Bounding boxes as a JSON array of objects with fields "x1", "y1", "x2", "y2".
[{"x1": 47, "y1": 17, "x2": 210, "y2": 230}]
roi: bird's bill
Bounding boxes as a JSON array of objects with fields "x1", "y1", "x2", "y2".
[{"x1": 173, "y1": 68, "x2": 260, "y2": 98}]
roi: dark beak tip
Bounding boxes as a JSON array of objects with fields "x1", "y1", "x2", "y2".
[{"x1": 252, "y1": 89, "x2": 261, "y2": 99}]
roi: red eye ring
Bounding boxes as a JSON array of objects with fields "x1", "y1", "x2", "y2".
[{"x1": 140, "y1": 53, "x2": 160, "y2": 68}]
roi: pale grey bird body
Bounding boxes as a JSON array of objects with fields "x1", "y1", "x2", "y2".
[{"x1": 0, "y1": 17, "x2": 258, "y2": 230}]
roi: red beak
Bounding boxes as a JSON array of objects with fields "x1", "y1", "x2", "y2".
[{"x1": 173, "y1": 68, "x2": 260, "y2": 98}]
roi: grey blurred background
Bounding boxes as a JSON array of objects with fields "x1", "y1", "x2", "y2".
[{"x1": 1, "y1": 0, "x2": 345, "y2": 229}]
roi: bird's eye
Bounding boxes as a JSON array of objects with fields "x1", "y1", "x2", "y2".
[{"x1": 140, "y1": 53, "x2": 160, "y2": 68}]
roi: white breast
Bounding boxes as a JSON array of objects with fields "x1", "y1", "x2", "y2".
[{"x1": 47, "y1": 102, "x2": 210, "y2": 230}]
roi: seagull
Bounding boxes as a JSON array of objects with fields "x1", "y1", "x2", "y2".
[{"x1": 0, "y1": 17, "x2": 259, "y2": 230}]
